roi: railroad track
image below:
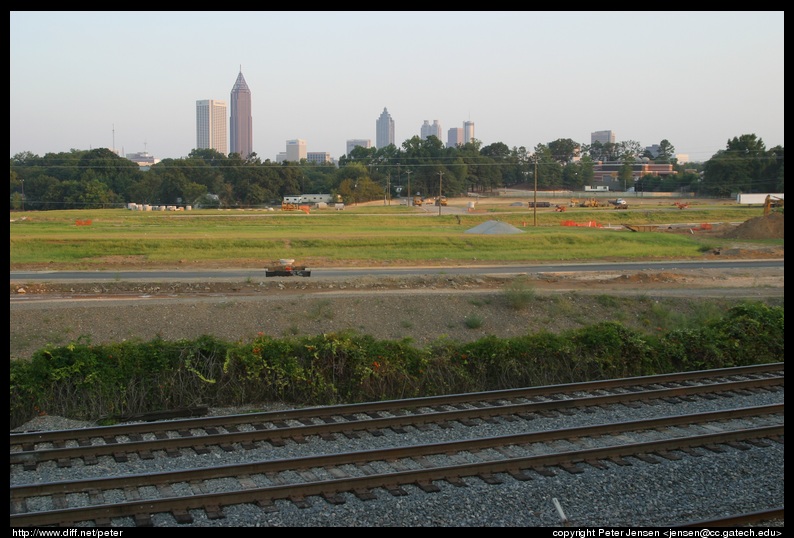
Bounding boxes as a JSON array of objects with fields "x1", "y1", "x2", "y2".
[{"x1": 10, "y1": 363, "x2": 784, "y2": 527}]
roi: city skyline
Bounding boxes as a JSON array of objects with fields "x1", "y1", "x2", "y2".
[{"x1": 10, "y1": 12, "x2": 784, "y2": 163}]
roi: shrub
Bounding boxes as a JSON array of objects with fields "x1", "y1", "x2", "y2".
[{"x1": 9, "y1": 302, "x2": 783, "y2": 430}]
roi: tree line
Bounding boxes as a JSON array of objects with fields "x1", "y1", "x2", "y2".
[{"x1": 9, "y1": 133, "x2": 782, "y2": 211}]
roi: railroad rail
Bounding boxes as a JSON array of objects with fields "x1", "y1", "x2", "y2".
[
  {"x1": 10, "y1": 405, "x2": 784, "y2": 527},
  {"x1": 10, "y1": 363, "x2": 784, "y2": 527}
]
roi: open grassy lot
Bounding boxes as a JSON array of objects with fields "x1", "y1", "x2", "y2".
[{"x1": 9, "y1": 196, "x2": 780, "y2": 270}]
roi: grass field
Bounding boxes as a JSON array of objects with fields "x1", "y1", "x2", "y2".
[{"x1": 9, "y1": 195, "x2": 779, "y2": 270}]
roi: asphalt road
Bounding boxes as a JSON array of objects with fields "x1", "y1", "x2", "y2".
[{"x1": 9, "y1": 259, "x2": 784, "y2": 282}]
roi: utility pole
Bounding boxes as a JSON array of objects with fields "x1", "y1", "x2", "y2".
[
  {"x1": 397, "y1": 163, "x2": 400, "y2": 204},
  {"x1": 438, "y1": 171, "x2": 444, "y2": 216},
  {"x1": 406, "y1": 170, "x2": 412, "y2": 206},
  {"x1": 533, "y1": 158, "x2": 538, "y2": 226}
]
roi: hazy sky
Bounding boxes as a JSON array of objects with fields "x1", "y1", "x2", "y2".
[{"x1": 10, "y1": 11, "x2": 784, "y2": 163}]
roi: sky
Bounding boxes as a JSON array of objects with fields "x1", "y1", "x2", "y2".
[{"x1": 10, "y1": 11, "x2": 784, "y2": 163}]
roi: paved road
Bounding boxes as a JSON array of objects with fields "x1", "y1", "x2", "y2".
[{"x1": 9, "y1": 259, "x2": 784, "y2": 282}]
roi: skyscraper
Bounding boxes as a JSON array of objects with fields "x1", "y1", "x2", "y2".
[
  {"x1": 375, "y1": 107, "x2": 395, "y2": 149},
  {"x1": 463, "y1": 121, "x2": 475, "y2": 144},
  {"x1": 286, "y1": 139, "x2": 307, "y2": 162},
  {"x1": 420, "y1": 120, "x2": 442, "y2": 140},
  {"x1": 346, "y1": 139, "x2": 372, "y2": 155},
  {"x1": 591, "y1": 130, "x2": 616, "y2": 145},
  {"x1": 447, "y1": 128, "x2": 463, "y2": 148},
  {"x1": 196, "y1": 100, "x2": 228, "y2": 155},
  {"x1": 230, "y1": 69, "x2": 253, "y2": 158}
]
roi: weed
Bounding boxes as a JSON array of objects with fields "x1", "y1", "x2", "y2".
[
  {"x1": 595, "y1": 294, "x2": 620, "y2": 308},
  {"x1": 308, "y1": 299, "x2": 334, "y2": 321},
  {"x1": 502, "y1": 279, "x2": 536, "y2": 310},
  {"x1": 464, "y1": 315, "x2": 484, "y2": 329}
]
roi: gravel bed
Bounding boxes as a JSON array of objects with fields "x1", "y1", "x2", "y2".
[{"x1": 11, "y1": 388, "x2": 784, "y2": 527}]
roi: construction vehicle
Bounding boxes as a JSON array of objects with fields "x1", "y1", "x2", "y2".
[
  {"x1": 580, "y1": 198, "x2": 600, "y2": 208},
  {"x1": 763, "y1": 195, "x2": 784, "y2": 217},
  {"x1": 674, "y1": 201, "x2": 691, "y2": 209},
  {"x1": 555, "y1": 204, "x2": 566, "y2": 212},
  {"x1": 413, "y1": 196, "x2": 423, "y2": 206},
  {"x1": 434, "y1": 196, "x2": 448, "y2": 206},
  {"x1": 608, "y1": 198, "x2": 628, "y2": 209},
  {"x1": 265, "y1": 259, "x2": 311, "y2": 277}
]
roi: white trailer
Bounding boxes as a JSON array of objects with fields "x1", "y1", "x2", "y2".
[{"x1": 737, "y1": 193, "x2": 784, "y2": 204}]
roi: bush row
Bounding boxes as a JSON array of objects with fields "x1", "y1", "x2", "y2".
[{"x1": 10, "y1": 302, "x2": 783, "y2": 430}]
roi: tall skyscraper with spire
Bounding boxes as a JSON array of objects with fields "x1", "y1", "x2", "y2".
[
  {"x1": 230, "y1": 68, "x2": 253, "y2": 158},
  {"x1": 376, "y1": 107, "x2": 395, "y2": 149}
]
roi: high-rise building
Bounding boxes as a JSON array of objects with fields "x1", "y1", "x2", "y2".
[
  {"x1": 447, "y1": 128, "x2": 463, "y2": 148},
  {"x1": 196, "y1": 100, "x2": 228, "y2": 155},
  {"x1": 421, "y1": 120, "x2": 443, "y2": 140},
  {"x1": 591, "y1": 130, "x2": 616, "y2": 145},
  {"x1": 376, "y1": 107, "x2": 395, "y2": 149},
  {"x1": 463, "y1": 121, "x2": 475, "y2": 144},
  {"x1": 229, "y1": 68, "x2": 253, "y2": 159},
  {"x1": 346, "y1": 139, "x2": 372, "y2": 155},
  {"x1": 286, "y1": 139, "x2": 307, "y2": 162}
]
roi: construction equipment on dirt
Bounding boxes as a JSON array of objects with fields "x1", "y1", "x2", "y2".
[
  {"x1": 608, "y1": 198, "x2": 628, "y2": 209},
  {"x1": 763, "y1": 195, "x2": 784, "y2": 217},
  {"x1": 413, "y1": 196, "x2": 423, "y2": 206},
  {"x1": 265, "y1": 259, "x2": 311, "y2": 277},
  {"x1": 555, "y1": 204, "x2": 566, "y2": 212},
  {"x1": 435, "y1": 196, "x2": 447, "y2": 206},
  {"x1": 674, "y1": 201, "x2": 691, "y2": 209},
  {"x1": 580, "y1": 198, "x2": 600, "y2": 208}
]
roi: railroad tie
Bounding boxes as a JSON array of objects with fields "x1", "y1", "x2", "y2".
[
  {"x1": 321, "y1": 491, "x2": 346, "y2": 505},
  {"x1": 354, "y1": 487, "x2": 380, "y2": 500},
  {"x1": 415, "y1": 480, "x2": 442, "y2": 492},
  {"x1": 203, "y1": 504, "x2": 225, "y2": 519},
  {"x1": 288, "y1": 495, "x2": 311, "y2": 509},
  {"x1": 171, "y1": 509, "x2": 193, "y2": 525},
  {"x1": 507, "y1": 468, "x2": 534, "y2": 481},
  {"x1": 476, "y1": 473, "x2": 504, "y2": 485},
  {"x1": 133, "y1": 512, "x2": 153, "y2": 527}
]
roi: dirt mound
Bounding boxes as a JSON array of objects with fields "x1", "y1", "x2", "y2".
[{"x1": 723, "y1": 213, "x2": 784, "y2": 239}]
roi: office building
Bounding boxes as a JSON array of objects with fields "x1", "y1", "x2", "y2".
[
  {"x1": 376, "y1": 107, "x2": 395, "y2": 149},
  {"x1": 591, "y1": 130, "x2": 616, "y2": 145},
  {"x1": 307, "y1": 152, "x2": 333, "y2": 164},
  {"x1": 420, "y1": 120, "x2": 443, "y2": 140},
  {"x1": 463, "y1": 121, "x2": 475, "y2": 144},
  {"x1": 346, "y1": 139, "x2": 371, "y2": 155},
  {"x1": 286, "y1": 139, "x2": 307, "y2": 162},
  {"x1": 125, "y1": 151, "x2": 160, "y2": 167},
  {"x1": 447, "y1": 128, "x2": 463, "y2": 148},
  {"x1": 229, "y1": 68, "x2": 253, "y2": 158},
  {"x1": 196, "y1": 99, "x2": 228, "y2": 155}
]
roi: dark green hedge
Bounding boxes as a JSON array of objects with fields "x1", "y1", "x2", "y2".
[{"x1": 10, "y1": 302, "x2": 783, "y2": 430}]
